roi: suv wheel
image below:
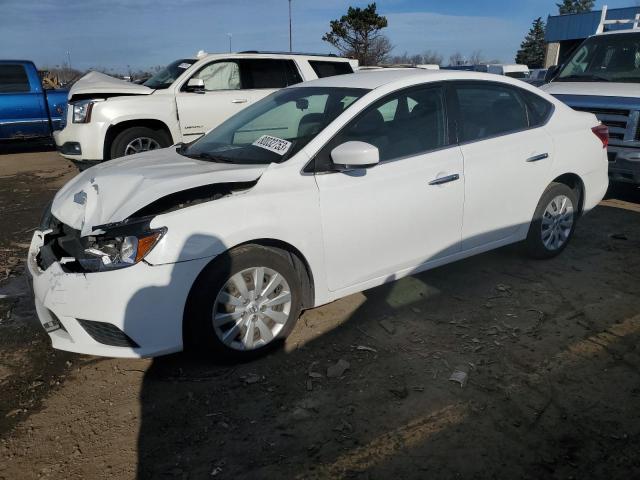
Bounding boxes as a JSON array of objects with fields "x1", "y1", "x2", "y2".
[{"x1": 110, "y1": 126, "x2": 171, "y2": 159}]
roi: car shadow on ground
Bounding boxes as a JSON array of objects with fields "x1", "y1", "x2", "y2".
[{"x1": 131, "y1": 193, "x2": 640, "y2": 479}]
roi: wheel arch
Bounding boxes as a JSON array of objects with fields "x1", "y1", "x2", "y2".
[
  {"x1": 551, "y1": 173, "x2": 586, "y2": 214},
  {"x1": 103, "y1": 119, "x2": 174, "y2": 160},
  {"x1": 181, "y1": 238, "x2": 316, "y2": 349}
]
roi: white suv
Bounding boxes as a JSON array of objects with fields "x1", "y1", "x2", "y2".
[
  {"x1": 31, "y1": 70, "x2": 608, "y2": 359},
  {"x1": 53, "y1": 52, "x2": 355, "y2": 165}
]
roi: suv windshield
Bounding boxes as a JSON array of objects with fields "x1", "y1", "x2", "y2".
[
  {"x1": 143, "y1": 59, "x2": 196, "y2": 89},
  {"x1": 556, "y1": 32, "x2": 640, "y2": 83},
  {"x1": 180, "y1": 86, "x2": 368, "y2": 164}
]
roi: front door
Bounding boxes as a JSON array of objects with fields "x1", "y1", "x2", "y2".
[
  {"x1": 315, "y1": 85, "x2": 465, "y2": 292},
  {"x1": 0, "y1": 63, "x2": 48, "y2": 140}
]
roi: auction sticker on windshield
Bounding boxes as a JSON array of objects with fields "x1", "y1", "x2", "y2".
[{"x1": 252, "y1": 135, "x2": 292, "y2": 156}]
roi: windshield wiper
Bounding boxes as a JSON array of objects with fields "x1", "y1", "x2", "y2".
[{"x1": 557, "y1": 74, "x2": 610, "y2": 82}]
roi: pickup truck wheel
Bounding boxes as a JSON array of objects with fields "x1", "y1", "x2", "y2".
[
  {"x1": 525, "y1": 182, "x2": 578, "y2": 259},
  {"x1": 110, "y1": 126, "x2": 171, "y2": 159},
  {"x1": 185, "y1": 245, "x2": 303, "y2": 361}
]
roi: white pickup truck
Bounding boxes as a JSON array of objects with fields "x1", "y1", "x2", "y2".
[
  {"x1": 542, "y1": 7, "x2": 640, "y2": 185},
  {"x1": 54, "y1": 52, "x2": 355, "y2": 165}
]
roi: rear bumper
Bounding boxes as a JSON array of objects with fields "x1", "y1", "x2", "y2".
[
  {"x1": 27, "y1": 230, "x2": 212, "y2": 358},
  {"x1": 607, "y1": 145, "x2": 640, "y2": 184}
]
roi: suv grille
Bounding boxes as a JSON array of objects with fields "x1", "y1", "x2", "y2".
[
  {"x1": 77, "y1": 319, "x2": 139, "y2": 348},
  {"x1": 572, "y1": 106, "x2": 630, "y2": 141}
]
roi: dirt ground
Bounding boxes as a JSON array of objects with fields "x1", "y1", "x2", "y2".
[{"x1": 0, "y1": 145, "x2": 639, "y2": 480}]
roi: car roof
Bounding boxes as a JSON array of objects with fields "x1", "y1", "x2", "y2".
[
  {"x1": 195, "y1": 52, "x2": 351, "y2": 62},
  {"x1": 294, "y1": 69, "x2": 529, "y2": 90}
]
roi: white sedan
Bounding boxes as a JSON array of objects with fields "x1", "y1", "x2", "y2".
[{"x1": 28, "y1": 70, "x2": 609, "y2": 359}]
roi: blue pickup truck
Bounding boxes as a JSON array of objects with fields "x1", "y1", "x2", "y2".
[{"x1": 0, "y1": 60, "x2": 68, "y2": 141}]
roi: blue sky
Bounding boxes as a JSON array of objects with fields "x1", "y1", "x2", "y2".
[{"x1": 0, "y1": 0, "x2": 634, "y2": 71}]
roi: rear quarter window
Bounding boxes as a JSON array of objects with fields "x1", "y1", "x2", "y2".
[
  {"x1": 240, "y1": 59, "x2": 302, "y2": 89},
  {"x1": 309, "y1": 60, "x2": 353, "y2": 78},
  {"x1": 522, "y1": 90, "x2": 554, "y2": 127},
  {"x1": 0, "y1": 64, "x2": 30, "y2": 93}
]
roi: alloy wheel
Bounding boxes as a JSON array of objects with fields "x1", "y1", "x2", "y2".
[
  {"x1": 541, "y1": 194, "x2": 574, "y2": 251},
  {"x1": 124, "y1": 137, "x2": 161, "y2": 155}
]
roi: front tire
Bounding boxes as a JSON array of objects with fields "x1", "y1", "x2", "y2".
[
  {"x1": 185, "y1": 245, "x2": 303, "y2": 360},
  {"x1": 109, "y1": 126, "x2": 171, "y2": 159},
  {"x1": 525, "y1": 182, "x2": 579, "y2": 259}
]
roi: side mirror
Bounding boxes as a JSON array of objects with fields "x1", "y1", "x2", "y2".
[
  {"x1": 186, "y1": 78, "x2": 205, "y2": 92},
  {"x1": 544, "y1": 65, "x2": 559, "y2": 83},
  {"x1": 331, "y1": 141, "x2": 379, "y2": 171}
]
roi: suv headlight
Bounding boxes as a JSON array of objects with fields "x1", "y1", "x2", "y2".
[
  {"x1": 72, "y1": 99, "x2": 96, "y2": 123},
  {"x1": 81, "y1": 228, "x2": 165, "y2": 271}
]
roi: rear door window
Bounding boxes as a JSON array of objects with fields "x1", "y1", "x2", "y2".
[
  {"x1": 309, "y1": 61, "x2": 353, "y2": 78},
  {"x1": 454, "y1": 84, "x2": 529, "y2": 142},
  {"x1": 240, "y1": 59, "x2": 303, "y2": 89},
  {"x1": 0, "y1": 64, "x2": 31, "y2": 93}
]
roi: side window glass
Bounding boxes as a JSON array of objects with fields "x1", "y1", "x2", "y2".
[
  {"x1": 0, "y1": 65, "x2": 30, "y2": 93},
  {"x1": 455, "y1": 85, "x2": 528, "y2": 142},
  {"x1": 192, "y1": 61, "x2": 240, "y2": 91},
  {"x1": 241, "y1": 59, "x2": 299, "y2": 89},
  {"x1": 522, "y1": 90, "x2": 553, "y2": 127},
  {"x1": 329, "y1": 86, "x2": 448, "y2": 163},
  {"x1": 309, "y1": 61, "x2": 353, "y2": 78}
]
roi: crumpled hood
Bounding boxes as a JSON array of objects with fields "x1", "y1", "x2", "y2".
[
  {"x1": 68, "y1": 71, "x2": 153, "y2": 99},
  {"x1": 51, "y1": 148, "x2": 268, "y2": 236},
  {"x1": 542, "y1": 81, "x2": 640, "y2": 98}
]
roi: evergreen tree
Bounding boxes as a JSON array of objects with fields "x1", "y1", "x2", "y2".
[
  {"x1": 557, "y1": 0, "x2": 595, "y2": 15},
  {"x1": 515, "y1": 17, "x2": 547, "y2": 68}
]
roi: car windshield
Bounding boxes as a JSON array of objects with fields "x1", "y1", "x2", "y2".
[
  {"x1": 179, "y1": 86, "x2": 368, "y2": 165},
  {"x1": 556, "y1": 32, "x2": 640, "y2": 83},
  {"x1": 143, "y1": 59, "x2": 196, "y2": 89}
]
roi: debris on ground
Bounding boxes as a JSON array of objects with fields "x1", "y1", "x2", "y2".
[
  {"x1": 379, "y1": 318, "x2": 396, "y2": 334},
  {"x1": 389, "y1": 385, "x2": 409, "y2": 399},
  {"x1": 241, "y1": 373, "x2": 261, "y2": 385},
  {"x1": 449, "y1": 366, "x2": 469, "y2": 388},
  {"x1": 326, "y1": 359, "x2": 350, "y2": 378},
  {"x1": 610, "y1": 233, "x2": 628, "y2": 240},
  {"x1": 352, "y1": 344, "x2": 377, "y2": 353}
]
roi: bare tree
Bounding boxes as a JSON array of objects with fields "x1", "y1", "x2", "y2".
[
  {"x1": 468, "y1": 50, "x2": 484, "y2": 65},
  {"x1": 366, "y1": 35, "x2": 394, "y2": 65},
  {"x1": 421, "y1": 50, "x2": 443, "y2": 65},
  {"x1": 449, "y1": 52, "x2": 465, "y2": 66}
]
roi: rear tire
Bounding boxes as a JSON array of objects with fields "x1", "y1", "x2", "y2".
[
  {"x1": 109, "y1": 126, "x2": 171, "y2": 159},
  {"x1": 525, "y1": 182, "x2": 579, "y2": 259},
  {"x1": 185, "y1": 245, "x2": 303, "y2": 361}
]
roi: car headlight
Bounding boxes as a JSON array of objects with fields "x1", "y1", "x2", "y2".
[
  {"x1": 81, "y1": 228, "x2": 165, "y2": 271},
  {"x1": 72, "y1": 100, "x2": 95, "y2": 123}
]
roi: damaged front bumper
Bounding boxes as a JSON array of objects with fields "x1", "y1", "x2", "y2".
[{"x1": 27, "y1": 228, "x2": 211, "y2": 358}]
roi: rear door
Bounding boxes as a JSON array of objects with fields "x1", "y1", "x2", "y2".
[
  {"x1": 452, "y1": 82, "x2": 555, "y2": 250},
  {"x1": 315, "y1": 84, "x2": 465, "y2": 291},
  {"x1": 0, "y1": 63, "x2": 49, "y2": 140}
]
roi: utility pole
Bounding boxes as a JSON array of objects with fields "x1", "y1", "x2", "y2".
[
  {"x1": 288, "y1": 0, "x2": 292, "y2": 52},
  {"x1": 227, "y1": 33, "x2": 232, "y2": 53}
]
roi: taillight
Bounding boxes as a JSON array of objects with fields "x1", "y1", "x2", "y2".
[{"x1": 592, "y1": 124, "x2": 609, "y2": 149}]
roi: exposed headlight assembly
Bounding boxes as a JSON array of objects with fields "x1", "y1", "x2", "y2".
[
  {"x1": 80, "y1": 222, "x2": 165, "y2": 272},
  {"x1": 72, "y1": 99, "x2": 102, "y2": 123}
]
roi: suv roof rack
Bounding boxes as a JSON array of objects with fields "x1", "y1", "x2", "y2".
[
  {"x1": 238, "y1": 50, "x2": 339, "y2": 58},
  {"x1": 596, "y1": 5, "x2": 640, "y2": 34}
]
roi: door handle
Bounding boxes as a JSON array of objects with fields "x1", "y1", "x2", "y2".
[
  {"x1": 526, "y1": 153, "x2": 549, "y2": 162},
  {"x1": 429, "y1": 174, "x2": 460, "y2": 185},
  {"x1": 231, "y1": 98, "x2": 248, "y2": 104}
]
